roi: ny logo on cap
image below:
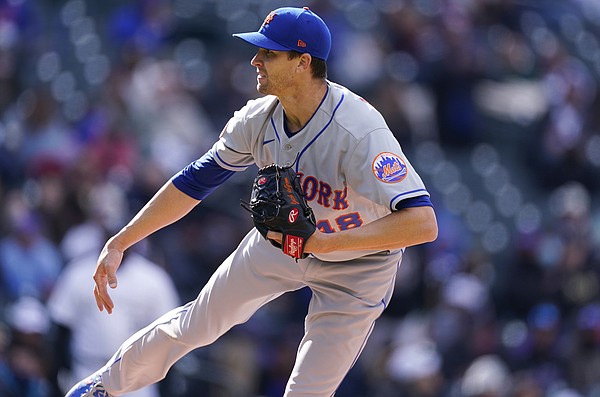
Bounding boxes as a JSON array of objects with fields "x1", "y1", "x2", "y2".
[{"x1": 262, "y1": 11, "x2": 276, "y2": 27}]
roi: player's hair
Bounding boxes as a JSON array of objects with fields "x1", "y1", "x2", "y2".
[{"x1": 288, "y1": 51, "x2": 327, "y2": 79}]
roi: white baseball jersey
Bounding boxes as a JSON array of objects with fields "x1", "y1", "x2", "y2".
[{"x1": 212, "y1": 81, "x2": 429, "y2": 262}]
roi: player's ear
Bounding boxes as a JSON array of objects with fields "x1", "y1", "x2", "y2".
[{"x1": 296, "y1": 53, "x2": 312, "y2": 74}]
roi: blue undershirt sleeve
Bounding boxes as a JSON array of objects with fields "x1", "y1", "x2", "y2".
[
  {"x1": 394, "y1": 195, "x2": 433, "y2": 211},
  {"x1": 171, "y1": 151, "x2": 237, "y2": 200}
]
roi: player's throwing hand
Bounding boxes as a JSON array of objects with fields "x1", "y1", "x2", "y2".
[{"x1": 93, "y1": 244, "x2": 123, "y2": 314}]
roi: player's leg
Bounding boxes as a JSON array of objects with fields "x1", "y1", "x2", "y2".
[
  {"x1": 284, "y1": 252, "x2": 401, "y2": 397},
  {"x1": 70, "y1": 229, "x2": 305, "y2": 396}
]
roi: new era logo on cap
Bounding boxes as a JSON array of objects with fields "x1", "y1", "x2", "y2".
[{"x1": 233, "y1": 6, "x2": 332, "y2": 60}]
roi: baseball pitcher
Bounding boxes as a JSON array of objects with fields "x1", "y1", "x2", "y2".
[{"x1": 66, "y1": 6, "x2": 438, "y2": 397}]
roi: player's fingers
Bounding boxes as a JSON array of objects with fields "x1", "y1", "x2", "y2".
[
  {"x1": 93, "y1": 286, "x2": 106, "y2": 312},
  {"x1": 94, "y1": 284, "x2": 114, "y2": 314},
  {"x1": 93, "y1": 272, "x2": 115, "y2": 314},
  {"x1": 94, "y1": 283, "x2": 111, "y2": 313}
]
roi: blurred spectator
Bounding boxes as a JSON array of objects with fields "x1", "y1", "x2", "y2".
[
  {"x1": 47, "y1": 246, "x2": 180, "y2": 397},
  {"x1": 120, "y1": 58, "x2": 215, "y2": 178},
  {"x1": 566, "y1": 302, "x2": 600, "y2": 394},
  {"x1": 14, "y1": 87, "x2": 79, "y2": 176},
  {"x1": 518, "y1": 303, "x2": 569, "y2": 392},
  {"x1": 459, "y1": 354, "x2": 511, "y2": 397},
  {"x1": 431, "y1": 271, "x2": 492, "y2": 377},
  {"x1": 496, "y1": 232, "x2": 548, "y2": 318},
  {"x1": 0, "y1": 340, "x2": 52, "y2": 397},
  {"x1": 511, "y1": 371, "x2": 544, "y2": 397},
  {"x1": 387, "y1": 339, "x2": 445, "y2": 397},
  {"x1": 0, "y1": 296, "x2": 52, "y2": 397},
  {"x1": 107, "y1": 0, "x2": 175, "y2": 58},
  {"x1": 0, "y1": 191, "x2": 62, "y2": 303},
  {"x1": 532, "y1": 46, "x2": 599, "y2": 192}
]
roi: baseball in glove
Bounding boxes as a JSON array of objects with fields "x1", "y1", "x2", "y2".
[{"x1": 241, "y1": 163, "x2": 316, "y2": 259}]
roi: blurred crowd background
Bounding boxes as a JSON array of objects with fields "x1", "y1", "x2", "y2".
[{"x1": 1, "y1": 0, "x2": 600, "y2": 396}]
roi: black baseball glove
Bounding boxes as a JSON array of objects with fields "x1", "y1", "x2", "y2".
[{"x1": 241, "y1": 163, "x2": 316, "y2": 259}]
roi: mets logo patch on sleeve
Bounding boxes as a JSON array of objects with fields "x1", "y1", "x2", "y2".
[{"x1": 372, "y1": 152, "x2": 408, "y2": 183}]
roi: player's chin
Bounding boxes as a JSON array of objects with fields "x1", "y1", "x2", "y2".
[{"x1": 256, "y1": 83, "x2": 269, "y2": 95}]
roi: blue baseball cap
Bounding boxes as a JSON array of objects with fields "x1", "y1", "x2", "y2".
[{"x1": 233, "y1": 7, "x2": 331, "y2": 61}]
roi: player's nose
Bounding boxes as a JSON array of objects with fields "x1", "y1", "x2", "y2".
[{"x1": 251, "y1": 52, "x2": 263, "y2": 67}]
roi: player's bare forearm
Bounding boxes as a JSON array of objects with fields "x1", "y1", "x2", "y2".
[
  {"x1": 305, "y1": 206, "x2": 438, "y2": 254},
  {"x1": 107, "y1": 181, "x2": 201, "y2": 252}
]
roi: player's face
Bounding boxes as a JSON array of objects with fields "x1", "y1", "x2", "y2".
[{"x1": 251, "y1": 48, "x2": 296, "y2": 96}]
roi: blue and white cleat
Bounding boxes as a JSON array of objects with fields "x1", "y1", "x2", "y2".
[{"x1": 65, "y1": 374, "x2": 112, "y2": 397}]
